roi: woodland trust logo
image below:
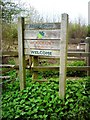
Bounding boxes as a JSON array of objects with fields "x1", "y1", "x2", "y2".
[{"x1": 37, "y1": 31, "x2": 45, "y2": 39}]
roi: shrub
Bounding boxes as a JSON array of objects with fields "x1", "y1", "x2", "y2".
[{"x1": 69, "y1": 21, "x2": 88, "y2": 38}]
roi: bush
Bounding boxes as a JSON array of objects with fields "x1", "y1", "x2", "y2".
[
  {"x1": 2, "y1": 23, "x2": 18, "y2": 50},
  {"x1": 69, "y1": 21, "x2": 88, "y2": 38}
]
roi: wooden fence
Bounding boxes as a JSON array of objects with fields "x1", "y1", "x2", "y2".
[{"x1": 0, "y1": 51, "x2": 18, "y2": 85}]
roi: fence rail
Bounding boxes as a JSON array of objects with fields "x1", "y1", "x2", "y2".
[{"x1": 1, "y1": 64, "x2": 90, "y2": 71}]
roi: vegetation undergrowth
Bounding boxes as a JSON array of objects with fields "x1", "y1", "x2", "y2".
[{"x1": 2, "y1": 69, "x2": 90, "y2": 120}]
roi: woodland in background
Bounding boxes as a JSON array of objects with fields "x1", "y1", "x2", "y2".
[{"x1": 1, "y1": 0, "x2": 90, "y2": 51}]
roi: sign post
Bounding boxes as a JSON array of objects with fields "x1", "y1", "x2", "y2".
[
  {"x1": 86, "y1": 2, "x2": 90, "y2": 76},
  {"x1": 59, "y1": 14, "x2": 69, "y2": 99},
  {"x1": 18, "y1": 17, "x2": 26, "y2": 90}
]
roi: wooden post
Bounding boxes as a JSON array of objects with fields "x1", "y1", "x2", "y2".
[
  {"x1": 86, "y1": 2, "x2": 90, "y2": 76},
  {"x1": 59, "y1": 13, "x2": 69, "y2": 99},
  {"x1": 85, "y1": 37, "x2": 90, "y2": 76},
  {"x1": 18, "y1": 17, "x2": 26, "y2": 90},
  {"x1": 32, "y1": 56, "x2": 38, "y2": 81},
  {"x1": 0, "y1": 16, "x2": 2, "y2": 120},
  {"x1": 29, "y1": 56, "x2": 32, "y2": 67}
]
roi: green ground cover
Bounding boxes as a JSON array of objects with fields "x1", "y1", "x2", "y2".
[{"x1": 1, "y1": 69, "x2": 90, "y2": 120}]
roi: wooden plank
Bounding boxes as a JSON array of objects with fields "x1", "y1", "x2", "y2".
[
  {"x1": 25, "y1": 49, "x2": 60, "y2": 57},
  {"x1": 31, "y1": 66, "x2": 59, "y2": 71},
  {"x1": 67, "y1": 57, "x2": 85, "y2": 61},
  {"x1": 1, "y1": 51, "x2": 18, "y2": 57},
  {"x1": 29, "y1": 56, "x2": 32, "y2": 67},
  {"x1": 25, "y1": 23, "x2": 61, "y2": 30},
  {"x1": 2, "y1": 38, "x2": 88, "y2": 47},
  {"x1": 68, "y1": 52, "x2": 90, "y2": 57},
  {"x1": 24, "y1": 29, "x2": 60, "y2": 39},
  {"x1": 0, "y1": 64, "x2": 15, "y2": 68},
  {"x1": 32, "y1": 56, "x2": 38, "y2": 81},
  {"x1": 38, "y1": 56, "x2": 85, "y2": 61},
  {"x1": 24, "y1": 40, "x2": 60, "y2": 49},
  {"x1": 0, "y1": 64, "x2": 19, "y2": 69},
  {"x1": 24, "y1": 40, "x2": 85, "y2": 51},
  {"x1": 31, "y1": 66, "x2": 90, "y2": 71},
  {"x1": 87, "y1": 3, "x2": 90, "y2": 76},
  {"x1": 0, "y1": 76, "x2": 10, "y2": 79},
  {"x1": 18, "y1": 17, "x2": 26, "y2": 90},
  {"x1": 1, "y1": 64, "x2": 89, "y2": 71},
  {"x1": 59, "y1": 13, "x2": 68, "y2": 99},
  {"x1": 24, "y1": 38, "x2": 89, "y2": 44},
  {"x1": 25, "y1": 48, "x2": 90, "y2": 57},
  {"x1": 68, "y1": 49, "x2": 85, "y2": 52},
  {"x1": 85, "y1": 37, "x2": 90, "y2": 76}
]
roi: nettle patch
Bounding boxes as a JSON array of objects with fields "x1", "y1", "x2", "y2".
[{"x1": 2, "y1": 76, "x2": 90, "y2": 120}]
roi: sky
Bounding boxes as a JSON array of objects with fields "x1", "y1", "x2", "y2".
[{"x1": 15, "y1": 0, "x2": 90, "y2": 24}]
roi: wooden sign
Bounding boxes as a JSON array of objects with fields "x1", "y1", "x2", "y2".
[
  {"x1": 24, "y1": 40, "x2": 60, "y2": 50},
  {"x1": 18, "y1": 14, "x2": 69, "y2": 100},
  {"x1": 25, "y1": 49, "x2": 60, "y2": 57},
  {"x1": 25, "y1": 23, "x2": 61, "y2": 30},
  {"x1": 24, "y1": 29, "x2": 60, "y2": 39}
]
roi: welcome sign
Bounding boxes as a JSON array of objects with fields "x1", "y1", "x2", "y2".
[
  {"x1": 18, "y1": 14, "x2": 69, "y2": 99},
  {"x1": 24, "y1": 23, "x2": 61, "y2": 56}
]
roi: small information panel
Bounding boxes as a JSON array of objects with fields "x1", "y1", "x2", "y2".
[{"x1": 24, "y1": 40, "x2": 60, "y2": 50}]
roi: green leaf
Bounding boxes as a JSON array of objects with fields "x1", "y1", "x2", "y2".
[
  {"x1": 66, "y1": 94, "x2": 69, "y2": 99},
  {"x1": 15, "y1": 115, "x2": 19, "y2": 119}
]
